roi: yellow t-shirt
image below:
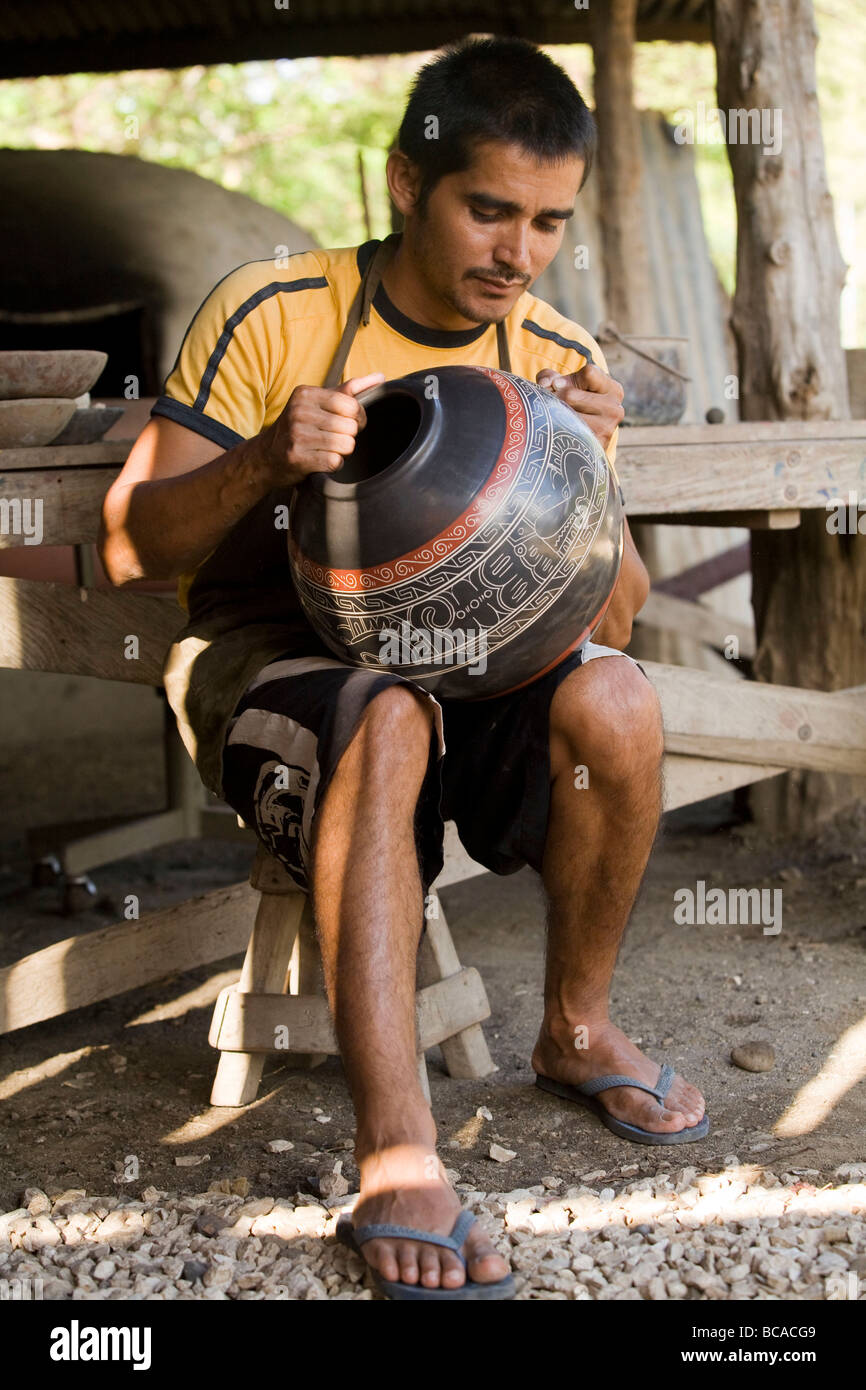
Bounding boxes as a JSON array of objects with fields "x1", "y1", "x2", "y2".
[{"x1": 152, "y1": 239, "x2": 620, "y2": 612}]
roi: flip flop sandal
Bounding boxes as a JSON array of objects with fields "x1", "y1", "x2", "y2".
[
  {"x1": 535, "y1": 1062, "x2": 710, "y2": 1145},
  {"x1": 336, "y1": 1209, "x2": 517, "y2": 1300}
]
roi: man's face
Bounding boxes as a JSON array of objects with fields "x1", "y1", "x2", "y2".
[{"x1": 407, "y1": 139, "x2": 584, "y2": 326}]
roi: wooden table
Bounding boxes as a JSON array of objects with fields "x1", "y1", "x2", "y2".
[{"x1": 2, "y1": 421, "x2": 865, "y2": 552}]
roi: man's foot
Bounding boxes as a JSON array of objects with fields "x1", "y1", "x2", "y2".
[
  {"x1": 350, "y1": 1133, "x2": 510, "y2": 1291},
  {"x1": 531, "y1": 1019, "x2": 705, "y2": 1135}
]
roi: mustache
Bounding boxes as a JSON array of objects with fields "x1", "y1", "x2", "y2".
[{"x1": 469, "y1": 270, "x2": 529, "y2": 285}]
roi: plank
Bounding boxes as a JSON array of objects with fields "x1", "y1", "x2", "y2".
[
  {"x1": 0, "y1": 467, "x2": 119, "y2": 548},
  {"x1": 209, "y1": 889, "x2": 306, "y2": 1106},
  {"x1": 642, "y1": 661, "x2": 866, "y2": 774},
  {"x1": 616, "y1": 428, "x2": 866, "y2": 513},
  {"x1": 662, "y1": 753, "x2": 784, "y2": 810},
  {"x1": 417, "y1": 897, "x2": 497, "y2": 1079},
  {"x1": 433, "y1": 821, "x2": 489, "y2": 887},
  {"x1": 210, "y1": 967, "x2": 489, "y2": 1055},
  {"x1": 622, "y1": 420, "x2": 866, "y2": 446},
  {"x1": 0, "y1": 881, "x2": 259, "y2": 1034},
  {"x1": 0, "y1": 576, "x2": 183, "y2": 680},
  {"x1": 0, "y1": 442, "x2": 131, "y2": 471},
  {"x1": 634, "y1": 509, "x2": 801, "y2": 529},
  {"x1": 638, "y1": 590, "x2": 756, "y2": 658}
]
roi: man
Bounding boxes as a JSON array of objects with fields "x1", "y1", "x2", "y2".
[{"x1": 99, "y1": 36, "x2": 707, "y2": 1299}]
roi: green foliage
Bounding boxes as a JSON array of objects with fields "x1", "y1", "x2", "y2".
[{"x1": 0, "y1": 5, "x2": 862, "y2": 343}]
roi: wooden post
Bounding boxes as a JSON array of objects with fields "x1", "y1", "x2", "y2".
[
  {"x1": 713, "y1": 0, "x2": 866, "y2": 831},
  {"x1": 591, "y1": 0, "x2": 672, "y2": 666},
  {"x1": 590, "y1": 0, "x2": 653, "y2": 333}
]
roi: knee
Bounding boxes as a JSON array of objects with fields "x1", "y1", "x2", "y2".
[
  {"x1": 354, "y1": 681, "x2": 435, "y2": 770},
  {"x1": 550, "y1": 659, "x2": 664, "y2": 784}
]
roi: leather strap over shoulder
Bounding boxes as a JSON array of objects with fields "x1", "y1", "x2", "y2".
[
  {"x1": 323, "y1": 231, "x2": 513, "y2": 388},
  {"x1": 323, "y1": 233, "x2": 401, "y2": 390}
]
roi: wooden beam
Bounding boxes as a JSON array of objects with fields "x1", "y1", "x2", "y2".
[
  {"x1": 0, "y1": 576, "x2": 183, "y2": 681},
  {"x1": 662, "y1": 754, "x2": 784, "y2": 809},
  {"x1": 616, "y1": 429, "x2": 866, "y2": 514},
  {"x1": 655, "y1": 541, "x2": 752, "y2": 599},
  {"x1": 623, "y1": 420, "x2": 866, "y2": 444},
  {"x1": 638, "y1": 590, "x2": 756, "y2": 658},
  {"x1": 642, "y1": 660, "x2": 866, "y2": 775},
  {"x1": 0, "y1": 442, "x2": 131, "y2": 471},
  {"x1": 210, "y1": 968, "x2": 490, "y2": 1055},
  {"x1": 0, "y1": 467, "x2": 119, "y2": 548},
  {"x1": 434, "y1": 822, "x2": 489, "y2": 888},
  {"x1": 635, "y1": 510, "x2": 801, "y2": 529},
  {"x1": 0, "y1": 882, "x2": 258, "y2": 1034}
]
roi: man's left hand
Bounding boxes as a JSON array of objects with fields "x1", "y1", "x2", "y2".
[{"x1": 536, "y1": 363, "x2": 625, "y2": 452}]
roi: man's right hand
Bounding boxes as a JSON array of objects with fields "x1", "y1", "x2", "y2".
[
  {"x1": 256, "y1": 373, "x2": 386, "y2": 488},
  {"x1": 99, "y1": 372, "x2": 387, "y2": 586}
]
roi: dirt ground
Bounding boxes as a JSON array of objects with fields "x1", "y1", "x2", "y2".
[{"x1": 1, "y1": 789, "x2": 864, "y2": 1211}]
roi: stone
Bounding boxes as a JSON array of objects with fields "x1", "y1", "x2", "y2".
[
  {"x1": 318, "y1": 1162, "x2": 350, "y2": 1200},
  {"x1": 194, "y1": 1211, "x2": 231, "y2": 1238},
  {"x1": 93, "y1": 1260, "x2": 117, "y2": 1280},
  {"x1": 174, "y1": 1154, "x2": 210, "y2": 1167},
  {"x1": 489, "y1": 1144, "x2": 516, "y2": 1163},
  {"x1": 266, "y1": 1140, "x2": 294, "y2": 1153},
  {"x1": 182, "y1": 1260, "x2": 208, "y2": 1283},
  {"x1": 731, "y1": 1041, "x2": 775, "y2": 1073},
  {"x1": 822, "y1": 1225, "x2": 849, "y2": 1244},
  {"x1": 23, "y1": 1189, "x2": 51, "y2": 1216}
]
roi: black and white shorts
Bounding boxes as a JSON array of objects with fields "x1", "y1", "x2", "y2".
[{"x1": 221, "y1": 641, "x2": 649, "y2": 894}]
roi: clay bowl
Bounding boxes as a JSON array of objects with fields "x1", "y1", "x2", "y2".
[
  {"x1": 0, "y1": 349, "x2": 108, "y2": 401},
  {"x1": 0, "y1": 398, "x2": 77, "y2": 447},
  {"x1": 53, "y1": 404, "x2": 125, "y2": 445}
]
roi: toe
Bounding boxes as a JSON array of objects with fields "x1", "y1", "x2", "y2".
[
  {"x1": 439, "y1": 1250, "x2": 467, "y2": 1288},
  {"x1": 396, "y1": 1240, "x2": 420, "y2": 1285},
  {"x1": 466, "y1": 1230, "x2": 511, "y2": 1284},
  {"x1": 634, "y1": 1093, "x2": 686, "y2": 1131},
  {"x1": 418, "y1": 1245, "x2": 442, "y2": 1288},
  {"x1": 668, "y1": 1077, "x2": 705, "y2": 1123},
  {"x1": 367, "y1": 1238, "x2": 400, "y2": 1283}
]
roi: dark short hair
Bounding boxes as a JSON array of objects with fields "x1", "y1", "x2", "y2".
[{"x1": 396, "y1": 36, "x2": 596, "y2": 213}]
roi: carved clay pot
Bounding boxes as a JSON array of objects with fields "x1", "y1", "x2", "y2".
[{"x1": 288, "y1": 365, "x2": 624, "y2": 698}]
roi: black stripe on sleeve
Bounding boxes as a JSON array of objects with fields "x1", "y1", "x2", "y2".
[
  {"x1": 150, "y1": 396, "x2": 245, "y2": 449},
  {"x1": 521, "y1": 318, "x2": 595, "y2": 364},
  {"x1": 193, "y1": 275, "x2": 329, "y2": 411}
]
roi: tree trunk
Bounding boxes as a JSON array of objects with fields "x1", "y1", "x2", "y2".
[{"x1": 713, "y1": 0, "x2": 866, "y2": 832}]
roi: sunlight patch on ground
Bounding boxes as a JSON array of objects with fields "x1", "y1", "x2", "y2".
[{"x1": 774, "y1": 1016, "x2": 866, "y2": 1138}]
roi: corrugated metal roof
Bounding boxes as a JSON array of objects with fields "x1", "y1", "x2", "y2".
[{"x1": 0, "y1": 1, "x2": 712, "y2": 78}]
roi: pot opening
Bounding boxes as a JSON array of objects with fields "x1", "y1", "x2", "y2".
[{"x1": 334, "y1": 390, "x2": 423, "y2": 485}]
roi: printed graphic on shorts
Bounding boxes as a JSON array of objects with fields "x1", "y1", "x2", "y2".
[{"x1": 253, "y1": 760, "x2": 312, "y2": 889}]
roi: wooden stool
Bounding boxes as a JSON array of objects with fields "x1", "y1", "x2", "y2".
[{"x1": 208, "y1": 843, "x2": 497, "y2": 1107}]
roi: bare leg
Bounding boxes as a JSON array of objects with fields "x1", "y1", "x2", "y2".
[
  {"x1": 531, "y1": 657, "x2": 706, "y2": 1134},
  {"x1": 310, "y1": 684, "x2": 509, "y2": 1289}
]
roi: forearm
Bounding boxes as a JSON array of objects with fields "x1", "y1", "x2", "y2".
[
  {"x1": 592, "y1": 522, "x2": 650, "y2": 650},
  {"x1": 99, "y1": 434, "x2": 274, "y2": 585}
]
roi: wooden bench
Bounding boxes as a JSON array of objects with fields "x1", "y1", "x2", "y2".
[{"x1": 2, "y1": 426, "x2": 866, "y2": 1099}]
